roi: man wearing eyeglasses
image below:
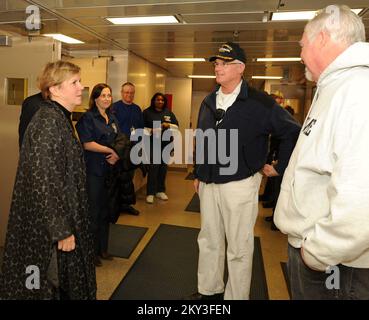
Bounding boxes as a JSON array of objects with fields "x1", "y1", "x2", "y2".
[{"x1": 189, "y1": 42, "x2": 301, "y2": 300}]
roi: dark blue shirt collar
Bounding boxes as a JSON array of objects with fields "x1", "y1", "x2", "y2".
[{"x1": 90, "y1": 107, "x2": 114, "y2": 124}]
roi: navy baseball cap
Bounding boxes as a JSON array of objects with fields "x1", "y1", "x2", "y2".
[{"x1": 209, "y1": 42, "x2": 246, "y2": 63}]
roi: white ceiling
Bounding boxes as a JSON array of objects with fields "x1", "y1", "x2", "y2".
[{"x1": 1, "y1": 0, "x2": 368, "y2": 90}]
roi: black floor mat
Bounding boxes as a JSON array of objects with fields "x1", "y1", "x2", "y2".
[
  {"x1": 110, "y1": 224, "x2": 269, "y2": 300},
  {"x1": 184, "y1": 193, "x2": 200, "y2": 213},
  {"x1": 108, "y1": 224, "x2": 148, "y2": 259}
]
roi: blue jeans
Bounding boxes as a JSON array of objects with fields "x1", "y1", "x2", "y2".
[{"x1": 288, "y1": 244, "x2": 369, "y2": 299}]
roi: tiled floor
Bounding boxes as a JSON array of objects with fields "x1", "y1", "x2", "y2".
[{"x1": 96, "y1": 170, "x2": 289, "y2": 300}]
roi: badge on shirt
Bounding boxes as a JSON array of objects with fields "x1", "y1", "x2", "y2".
[{"x1": 112, "y1": 123, "x2": 118, "y2": 133}]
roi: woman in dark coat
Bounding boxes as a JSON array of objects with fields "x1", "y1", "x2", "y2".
[
  {"x1": 76, "y1": 83, "x2": 120, "y2": 266},
  {"x1": 0, "y1": 61, "x2": 96, "y2": 300}
]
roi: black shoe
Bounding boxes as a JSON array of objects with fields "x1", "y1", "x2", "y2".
[
  {"x1": 184, "y1": 292, "x2": 224, "y2": 300},
  {"x1": 94, "y1": 256, "x2": 102, "y2": 267},
  {"x1": 124, "y1": 206, "x2": 140, "y2": 216},
  {"x1": 264, "y1": 216, "x2": 273, "y2": 222},
  {"x1": 100, "y1": 252, "x2": 114, "y2": 260},
  {"x1": 271, "y1": 221, "x2": 280, "y2": 231}
]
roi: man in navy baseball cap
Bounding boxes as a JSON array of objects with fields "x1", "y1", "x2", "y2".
[
  {"x1": 188, "y1": 39, "x2": 300, "y2": 301},
  {"x1": 209, "y1": 42, "x2": 246, "y2": 63}
]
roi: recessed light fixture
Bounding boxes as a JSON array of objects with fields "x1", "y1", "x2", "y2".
[
  {"x1": 188, "y1": 75, "x2": 216, "y2": 79},
  {"x1": 252, "y1": 76, "x2": 283, "y2": 80},
  {"x1": 165, "y1": 58, "x2": 206, "y2": 62},
  {"x1": 256, "y1": 57, "x2": 301, "y2": 62},
  {"x1": 44, "y1": 34, "x2": 84, "y2": 44},
  {"x1": 128, "y1": 73, "x2": 147, "y2": 77},
  {"x1": 106, "y1": 16, "x2": 179, "y2": 25},
  {"x1": 271, "y1": 11, "x2": 316, "y2": 21},
  {"x1": 352, "y1": 9, "x2": 364, "y2": 15}
]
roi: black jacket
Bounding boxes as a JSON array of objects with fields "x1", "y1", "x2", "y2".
[
  {"x1": 106, "y1": 132, "x2": 137, "y2": 223},
  {"x1": 194, "y1": 81, "x2": 301, "y2": 184},
  {"x1": 18, "y1": 92, "x2": 44, "y2": 149}
]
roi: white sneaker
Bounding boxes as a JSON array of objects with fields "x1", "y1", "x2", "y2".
[
  {"x1": 155, "y1": 192, "x2": 169, "y2": 201},
  {"x1": 146, "y1": 195, "x2": 154, "y2": 204}
]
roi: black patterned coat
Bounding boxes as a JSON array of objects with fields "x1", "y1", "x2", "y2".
[{"x1": 0, "y1": 101, "x2": 96, "y2": 299}]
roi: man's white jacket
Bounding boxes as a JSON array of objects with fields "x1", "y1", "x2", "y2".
[{"x1": 275, "y1": 42, "x2": 369, "y2": 271}]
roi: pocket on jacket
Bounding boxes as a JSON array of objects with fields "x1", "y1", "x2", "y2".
[{"x1": 288, "y1": 178, "x2": 308, "y2": 219}]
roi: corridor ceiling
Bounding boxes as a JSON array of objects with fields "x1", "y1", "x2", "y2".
[{"x1": 0, "y1": 0, "x2": 368, "y2": 89}]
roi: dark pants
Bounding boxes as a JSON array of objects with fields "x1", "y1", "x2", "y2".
[
  {"x1": 288, "y1": 244, "x2": 369, "y2": 299},
  {"x1": 86, "y1": 174, "x2": 110, "y2": 256},
  {"x1": 271, "y1": 175, "x2": 282, "y2": 220},
  {"x1": 146, "y1": 163, "x2": 167, "y2": 195},
  {"x1": 263, "y1": 175, "x2": 282, "y2": 205},
  {"x1": 120, "y1": 169, "x2": 136, "y2": 211}
]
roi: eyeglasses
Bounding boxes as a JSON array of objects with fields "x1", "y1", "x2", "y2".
[{"x1": 212, "y1": 61, "x2": 243, "y2": 68}]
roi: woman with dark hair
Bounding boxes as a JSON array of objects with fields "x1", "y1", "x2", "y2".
[
  {"x1": 76, "y1": 83, "x2": 120, "y2": 266},
  {"x1": 1, "y1": 60, "x2": 96, "y2": 300},
  {"x1": 143, "y1": 92, "x2": 179, "y2": 204}
]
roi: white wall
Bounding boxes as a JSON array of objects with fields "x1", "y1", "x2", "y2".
[
  {"x1": 127, "y1": 53, "x2": 167, "y2": 109},
  {"x1": 107, "y1": 52, "x2": 128, "y2": 102},
  {"x1": 165, "y1": 77, "x2": 192, "y2": 168},
  {"x1": 67, "y1": 50, "x2": 129, "y2": 103},
  {"x1": 0, "y1": 35, "x2": 60, "y2": 245}
]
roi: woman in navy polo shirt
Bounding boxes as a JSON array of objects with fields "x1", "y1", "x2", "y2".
[
  {"x1": 76, "y1": 83, "x2": 119, "y2": 267},
  {"x1": 143, "y1": 92, "x2": 179, "y2": 204}
]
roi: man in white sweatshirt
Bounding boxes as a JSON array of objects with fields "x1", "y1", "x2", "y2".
[{"x1": 274, "y1": 5, "x2": 369, "y2": 299}]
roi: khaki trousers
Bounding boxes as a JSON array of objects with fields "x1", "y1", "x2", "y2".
[{"x1": 198, "y1": 173, "x2": 262, "y2": 300}]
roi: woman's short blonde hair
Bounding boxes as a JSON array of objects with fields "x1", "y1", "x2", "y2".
[{"x1": 38, "y1": 60, "x2": 81, "y2": 99}]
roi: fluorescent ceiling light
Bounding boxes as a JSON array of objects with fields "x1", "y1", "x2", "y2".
[
  {"x1": 352, "y1": 9, "x2": 363, "y2": 15},
  {"x1": 271, "y1": 11, "x2": 316, "y2": 21},
  {"x1": 44, "y1": 34, "x2": 84, "y2": 44},
  {"x1": 252, "y1": 76, "x2": 283, "y2": 80},
  {"x1": 272, "y1": 8, "x2": 363, "y2": 21},
  {"x1": 165, "y1": 58, "x2": 206, "y2": 62},
  {"x1": 107, "y1": 16, "x2": 178, "y2": 25},
  {"x1": 257, "y1": 57, "x2": 301, "y2": 62},
  {"x1": 188, "y1": 75, "x2": 216, "y2": 79},
  {"x1": 128, "y1": 73, "x2": 147, "y2": 77}
]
